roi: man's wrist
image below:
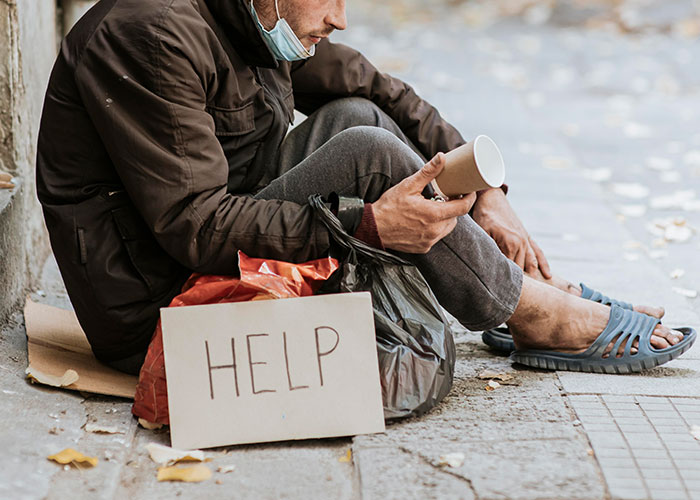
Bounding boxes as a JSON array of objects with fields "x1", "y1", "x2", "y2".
[{"x1": 476, "y1": 185, "x2": 508, "y2": 199}]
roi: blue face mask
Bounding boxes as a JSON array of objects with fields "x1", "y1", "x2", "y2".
[{"x1": 250, "y1": 0, "x2": 316, "y2": 62}]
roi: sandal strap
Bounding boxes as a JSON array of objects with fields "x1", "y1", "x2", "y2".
[
  {"x1": 580, "y1": 283, "x2": 634, "y2": 310},
  {"x1": 585, "y1": 305, "x2": 659, "y2": 359}
]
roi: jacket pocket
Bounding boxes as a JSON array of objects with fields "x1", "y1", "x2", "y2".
[
  {"x1": 110, "y1": 206, "x2": 184, "y2": 300},
  {"x1": 207, "y1": 101, "x2": 256, "y2": 137}
]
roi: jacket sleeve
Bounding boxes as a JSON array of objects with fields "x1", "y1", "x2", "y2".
[
  {"x1": 291, "y1": 38, "x2": 466, "y2": 160},
  {"x1": 74, "y1": 17, "x2": 330, "y2": 274}
]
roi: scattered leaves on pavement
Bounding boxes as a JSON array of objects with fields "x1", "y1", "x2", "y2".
[
  {"x1": 145, "y1": 443, "x2": 206, "y2": 466},
  {"x1": 157, "y1": 465, "x2": 212, "y2": 483},
  {"x1": 672, "y1": 287, "x2": 698, "y2": 299},
  {"x1": 691, "y1": 425, "x2": 700, "y2": 441},
  {"x1": 84, "y1": 423, "x2": 123, "y2": 434},
  {"x1": 485, "y1": 380, "x2": 501, "y2": 391},
  {"x1": 138, "y1": 418, "x2": 164, "y2": 430},
  {"x1": 616, "y1": 204, "x2": 647, "y2": 218},
  {"x1": 438, "y1": 452, "x2": 465, "y2": 468},
  {"x1": 646, "y1": 157, "x2": 673, "y2": 171},
  {"x1": 26, "y1": 367, "x2": 79, "y2": 388},
  {"x1": 217, "y1": 464, "x2": 236, "y2": 473},
  {"x1": 582, "y1": 168, "x2": 612, "y2": 183},
  {"x1": 47, "y1": 448, "x2": 98, "y2": 468},
  {"x1": 670, "y1": 269, "x2": 686, "y2": 280},
  {"x1": 612, "y1": 183, "x2": 650, "y2": 199}
]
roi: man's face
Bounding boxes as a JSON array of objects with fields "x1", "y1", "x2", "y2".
[{"x1": 254, "y1": 0, "x2": 347, "y2": 49}]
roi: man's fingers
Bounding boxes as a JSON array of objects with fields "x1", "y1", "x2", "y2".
[
  {"x1": 530, "y1": 238, "x2": 553, "y2": 279},
  {"x1": 513, "y1": 246, "x2": 526, "y2": 270},
  {"x1": 524, "y1": 246, "x2": 539, "y2": 274},
  {"x1": 404, "y1": 153, "x2": 446, "y2": 193},
  {"x1": 432, "y1": 194, "x2": 474, "y2": 220}
]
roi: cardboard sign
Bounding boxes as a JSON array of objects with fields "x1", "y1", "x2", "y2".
[{"x1": 161, "y1": 292, "x2": 385, "y2": 449}]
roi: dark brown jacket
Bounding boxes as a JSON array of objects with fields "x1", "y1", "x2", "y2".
[{"x1": 36, "y1": 0, "x2": 465, "y2": 362}]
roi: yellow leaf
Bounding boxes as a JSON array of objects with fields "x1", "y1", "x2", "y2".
[
  {"x1": 339, "y1": 449, "x2": 352, "y2": 463},
  {"x1": 157, "y1": 465, "x2": 212, "y2": 483},
  {"x1": 138, "y1": 418, "x2": 164, "y2": 430},
  {"x1": 145, "y1": 443, "x2": 205, "y2": 466},
  {"x1": 26, "y1": 367, "x2": 79, "y2": 388},
  {"x1": 47, "y1": 448, "x2": 98, "y2": 468}
]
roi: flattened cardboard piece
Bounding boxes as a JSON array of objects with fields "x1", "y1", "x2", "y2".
[
  {"x1": 24, "y1": 299, "x2": 138, "y2": 399},
  {"x1": 162, "y1": 292, "x2": 385, "y2": 450}
]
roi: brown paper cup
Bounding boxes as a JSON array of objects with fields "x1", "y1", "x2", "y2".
[{"x1": 434, "y1": 135, "x2": 505, "y2": 198}]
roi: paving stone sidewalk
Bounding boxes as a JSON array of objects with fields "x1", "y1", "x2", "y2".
[{"x1": 2, "y1": 1, "x2": 700, "y2": 499}]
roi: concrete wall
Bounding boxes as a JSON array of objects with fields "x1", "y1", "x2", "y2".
[{"x1": 0, "y1": 0, "x2": 58, "y2": 321}]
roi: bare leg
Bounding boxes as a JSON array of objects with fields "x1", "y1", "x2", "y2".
[
  {"x1": 508, "y1": 276, "x2": 682, "y2": 357},
  {"x1": 525, "y1": 268, "x2": 665, "y2": 319}
]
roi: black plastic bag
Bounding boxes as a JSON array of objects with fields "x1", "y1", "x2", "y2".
[{"x1": 310, "y1": 195, "x2": 456, "y2": 419}]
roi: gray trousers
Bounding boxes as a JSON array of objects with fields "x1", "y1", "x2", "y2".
[
  {"x1": 108, "y1": 97, "x2": 523, "y2": 375},
  {"x1": 256, "y1": 97, "x2": 523, "y2": 332}
]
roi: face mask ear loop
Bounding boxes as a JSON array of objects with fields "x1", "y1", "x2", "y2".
[{"x1": 274, "y1": 0, "x2": 282, "y2": 21}]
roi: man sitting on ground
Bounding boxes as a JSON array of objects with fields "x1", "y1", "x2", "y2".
[{"x1": 36, "y1": 0, "x2": 694, "y2": 376}]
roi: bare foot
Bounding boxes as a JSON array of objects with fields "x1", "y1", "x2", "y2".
[
  {"x1": 508, "y1": 277, "x2": 684, "y2": 357},
  {"x1": 526, "y1": 268, "x2": 665, "y2": 319}
]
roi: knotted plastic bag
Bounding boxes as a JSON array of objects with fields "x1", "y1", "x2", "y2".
[
  {"x1": 310, "y1": 195, "x2": 456, "y2": 419},
  {"x1": 132, "y1": 251, "x2": 338, "y2": 425}
]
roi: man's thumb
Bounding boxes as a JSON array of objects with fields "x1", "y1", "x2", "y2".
[{"x1": 412, "y1": 153, "x2": 445, "y2": 189}]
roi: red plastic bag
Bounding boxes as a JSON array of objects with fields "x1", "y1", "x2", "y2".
[{"x1": 132, "y1": 251, "x2": 338, "y2": 425}]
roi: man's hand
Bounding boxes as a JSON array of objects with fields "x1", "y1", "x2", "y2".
[
  {"x1": 373, "y1": 153, "x2": 476, "y2": 254},
  {"x1": 471, "y1": 188, "x2": 552, "y2": 279}
]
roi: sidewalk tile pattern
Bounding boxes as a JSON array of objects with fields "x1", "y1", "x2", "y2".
[{"x1": 570, "y1": 395, "x2": 700, "y2": 500}]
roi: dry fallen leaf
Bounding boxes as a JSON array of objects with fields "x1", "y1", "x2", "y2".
[
  {"x1": 0, "y1": 181, "x2": 14, "y2": 189},
  {"x1": 670, "y1": 269, "x2": 686, "y2": 280},
  {"x1": 562, "y1": 233, "x2": 580, "y2": 242},
  {"x1": 682, "y1": 200, "x2": 700, "y2": 212},
  {"x1": 582, "y1": 168, "x2": 612, "y2": 182},
  {"x1": 48, "y1": 448, "x2": 98, "y2": 468},
  {"x1": 648, "y1": 250, "x2": 668, "y2": 260},
  {"x1": 26, "y1": 367, "x2": 79, "y2": 388},
  {"x1": 647, "y1": 217, "x2": 695, "y2": 243},
  {"x1": 623, "y1": 122, "x2": 652, "y2": 139},
  {"x1": 477, "y1": 369, "x2": 513, "y2": 382},
  {"x1": 338, "y1": 449, "x2": 352, "y2": 463},
  {"x1": 542, "y1": 156, "x2": 572, "y2": 170},
  {"x1": 650, "y1": 190, "x2": 695, "y2": 210},
  {"x1": 438, "y1": 452, "x2": 465, "y2": 468},
  {"x1": 672, "y1": 287, "x2": 698, "y2": 299},
  {"x1": 157, "y1": 465, "x2": 212, "y2": 483},
  {"x1": 138, "y1": 418, "x2": 164, "y2": 430},
  {"x1": 691, "y1": 425, "x2": 700, "y2": 441},
  {"x1": 217, "y1": 464, "x2": 236, "y2": 473},
  {"x1": 623, "y1": 253, "x2": 640, "y2": 262},
  {"x1": 616, "y1": 205, "x2": 646, "y2": 218},
  {"x1": 0, "y1": 172, "x2": 12, "y2": 182},
  {"x1": 665, "y1": 225, "x2": 694, "y2": 243},
  {"x1": 84, "y1": 423, "x2": 123, "y2": 434},
  {"x1": 485, "y1": 380, "x2": 501, "y2": 391},
  {"x1": 612, "y1": 183, "x2": 650, "y2": 199},
  {"x1": 660, "y1": 172, "x2": 681, "y2": 183},
  {"x1": 683, "y1": 151, "x2": 700, "y2": 167},
  {"x1": 646, "y1": 157, "x2": 673, "y2": 171},
  {"x1": 562, "y1": 123, "x2": 580, "y2": 137},
  {"x1": 145, "y1": 443, "x2": 206, "y2": 466}
]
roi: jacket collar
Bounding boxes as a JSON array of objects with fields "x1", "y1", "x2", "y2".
[{"x1": 203, "y1": 0, "x2": 278, "y2": 68}]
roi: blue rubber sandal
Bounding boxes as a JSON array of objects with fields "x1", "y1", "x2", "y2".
[
  {"x1": 482, "y1": 283, "x2": 635, "y2": 353},
  {"x1": 509, "y1": 305, "x2": 696, "y2": 373}
]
